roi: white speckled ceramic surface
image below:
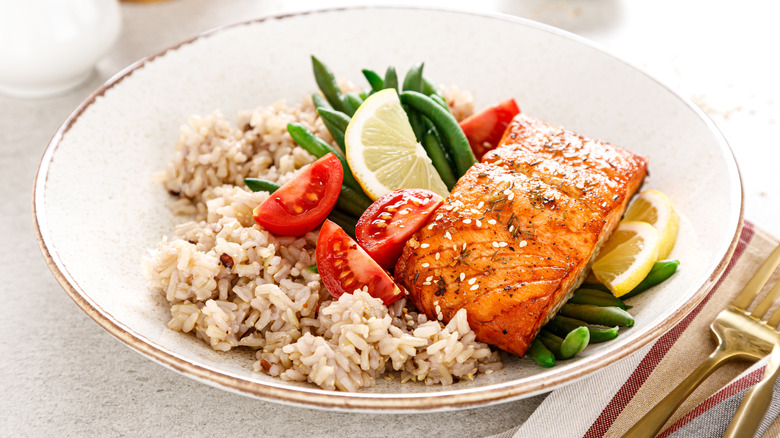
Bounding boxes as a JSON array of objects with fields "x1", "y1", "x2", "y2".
[{"x1": 34, "y1": 7, "x2": 742, "y2": 411}]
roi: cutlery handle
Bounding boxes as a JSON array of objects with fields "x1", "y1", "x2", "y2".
[
  {"x1": 723, "y1": 345, "x2": 780, "y2": 438},
  {"x1": 623, "y1": 348, "x2": 734, "y2": 438}
]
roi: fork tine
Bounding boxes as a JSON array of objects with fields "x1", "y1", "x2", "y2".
[
  {"x1": 765, "y1": 282, "x2": 780, "y2": 327},
  {"x1": 752, "y1": 278, "x2": 780, "y2": 320},
  {"x1": 750, "y1": 282, "x2": 780, "y2": 319},
  {"x1": 732, "y1": 244, "x2": 780, "y2": 311}
]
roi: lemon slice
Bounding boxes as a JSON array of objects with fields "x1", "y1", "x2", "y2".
[
  {"x1": 344, "y1": 89, "x2": 449, "y2": 200},
  {"x1": 592, "y1": 221, "x2": 661, "y2": 297},
  {"x1": 623, "y1": 189, "x2": 679, "y2": 260}
]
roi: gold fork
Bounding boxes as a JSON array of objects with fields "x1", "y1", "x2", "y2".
[
  {"x1": 624, "y1": 243, "x2": 780, "y2": 438},
  {"x1": 723, "y1": 258, "x2": 780, "y2": 438}
]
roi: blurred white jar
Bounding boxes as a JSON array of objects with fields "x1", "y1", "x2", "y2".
[{"x1": 0, "y1": 0, "x2": 121, "y2": 98}]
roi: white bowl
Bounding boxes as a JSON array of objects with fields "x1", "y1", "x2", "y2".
[{"x1": 34, "y1": 7, "x2": 742, "y2": 411}]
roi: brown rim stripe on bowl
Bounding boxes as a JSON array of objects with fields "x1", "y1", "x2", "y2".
[{"x1": 32, "y1": 6, "x2": 744, "y2": 411}]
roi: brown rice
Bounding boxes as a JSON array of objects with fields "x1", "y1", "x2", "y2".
[{"x1": 143, "y1": 86, "x2": 503, "y2": 391}]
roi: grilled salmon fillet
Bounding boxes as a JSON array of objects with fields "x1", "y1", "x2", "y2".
[{"x1": 394, "y1": 113, "x2": 647, "y2": 357}]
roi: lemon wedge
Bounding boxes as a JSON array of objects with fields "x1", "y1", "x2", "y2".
[
  {"x1": 623, "y1": 189, "x2": 679, "y2": 260},
  {"x1": 592, "y1": 221, "x2": 661, "y2": 297},
  {"x1": 344, "y1": 89, "x2": 449, "y2": 200}
]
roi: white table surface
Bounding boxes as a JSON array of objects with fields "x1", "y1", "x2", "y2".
[{"x1": 2, "y1": 1, "x2": 778, "y2": 436}]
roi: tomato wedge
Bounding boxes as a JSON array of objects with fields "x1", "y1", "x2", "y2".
[
  {"x1": 316, "y1": 220, "x2": 403, "y2": 305},
  {"x1": 356, "y1": 188, "x2": 443, "y2": 269},
  {"x1": 253, "y1": 153, "x2": 342, "y2": 236},
  {"x1": 459, "y1": 98, "x2": 520, "y2": 160}
]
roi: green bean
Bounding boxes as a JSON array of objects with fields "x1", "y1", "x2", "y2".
[
  {"x1": 244, "y1": 177, "x2": 369, "y2": 221},
  {"x1": 316, "y1": 108, "x2": 351, "y2": 150},
  {"x1": 421, "y1": 122, "x2": 457, "y2": 190},
  {"x1": 539, "y1": 327, "x2": 590, "y2": 360},
  {"x1": 403, "y1": 104, "x2": 426, "y2": 142},
  {"x1": 622, "y1": 260, "x2": 680, "y2": 299},
  {"x1": 362, "y1": 69, "x2": 384, "y2": 93},
  {"x1": 243, "y1": 178, "x2": 280, "y2": 193},
  {"x1": 337, "y1": 183, "x2": 373, "y2": 213},
  {"x1": 422, "y1": 76, "x2": 443, "y2": 98},
  {"x1": 430, "y1": 94, "x2": 451, "y2": 113},
  {"x1": 537, "y1": 330, "x2": 563, "y2": 358},
  {"x1": 399, "y1": 91, "x2": 477, "y2": 177},
  {"x1": 580, "y1": 283, "x2": 610, "y2": 293},
  {"x1": 570, "y1": 288, "x2": 631, "y2": 310},
  {"x1": 423, "y1": 117, "x2": 455, "y2": 167},
  {"x1": 311, "y1": 56, "x2": 345, "y2": 112},
  {"x1": 384, "y1": 66, "x2": 398, "y2": 92},
  {"x1": 316, "y1": 108, "x2": 351, "y2": 132},
  {"x1": 546, "y1": 315, "x2": 619, "y2": 343},
  {"x1": 311, "y1": 93, "x2": 332, "y2": 112},
  {"x1": 559, "y1": 303, "x2": 635, "y2": 327},
  {"x1": 334, "y1": 188, "x2": 366, "y2": 218},
  {"x1": 401, "y1": 63, "x2": 426, "y2": 141},
  {"x1": 341, "y1": 92, "x2": 363, "y2": 117},
  {"x1": 306, "y1": 264, "x2": 319, "y2": 273},
  {"x1": 527, "y1": 338, "x2": 555, "y2": 368},
  {"x1": 402, "y1": 62, "x2": 424, "y2": 93},
  {"x1": 286, "y1": 123, "x2": 363, "y2": 193},
  {"x1": 327, "y1": 208, "x2": 357, "y2": 238},
  {"x1": 560, "y1": 326, "x2": 590, "y2": 359},
  {"x1": 287, "y1": 122, "x2": 331, "y2": 157},
  {"x1": 336, "y1": 184, "x2": 373, "y2": 217}
]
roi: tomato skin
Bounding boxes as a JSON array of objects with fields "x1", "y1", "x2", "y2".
[
  {"x1": 459, "y1": 98, "x2": 520, "y2": 160},
  {"x1": 356, "y1": 188, "x2": 443, "y2": 269},
  {"x1": 316, "y1": 220, "x2": 403, "y2": 305},
  {"x1": 253, "y1": 153, "x2": 343, "y2": 236}
]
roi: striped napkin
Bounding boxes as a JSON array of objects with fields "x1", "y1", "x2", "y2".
[{"x1": 491, "y1": 221, "x2": 780, "y2": 438}]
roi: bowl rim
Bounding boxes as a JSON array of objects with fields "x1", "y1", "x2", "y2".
[{"x1": 32, "y1": 5, "x2": 744, "y2": 412}]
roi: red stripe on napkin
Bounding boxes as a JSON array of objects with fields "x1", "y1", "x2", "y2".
[
  {"x1": 583, "y1": 221, "x2": 755, "y2": 438},
  {"x1": 657, "y1": 363, "x2": 766, "y2": 437}
]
